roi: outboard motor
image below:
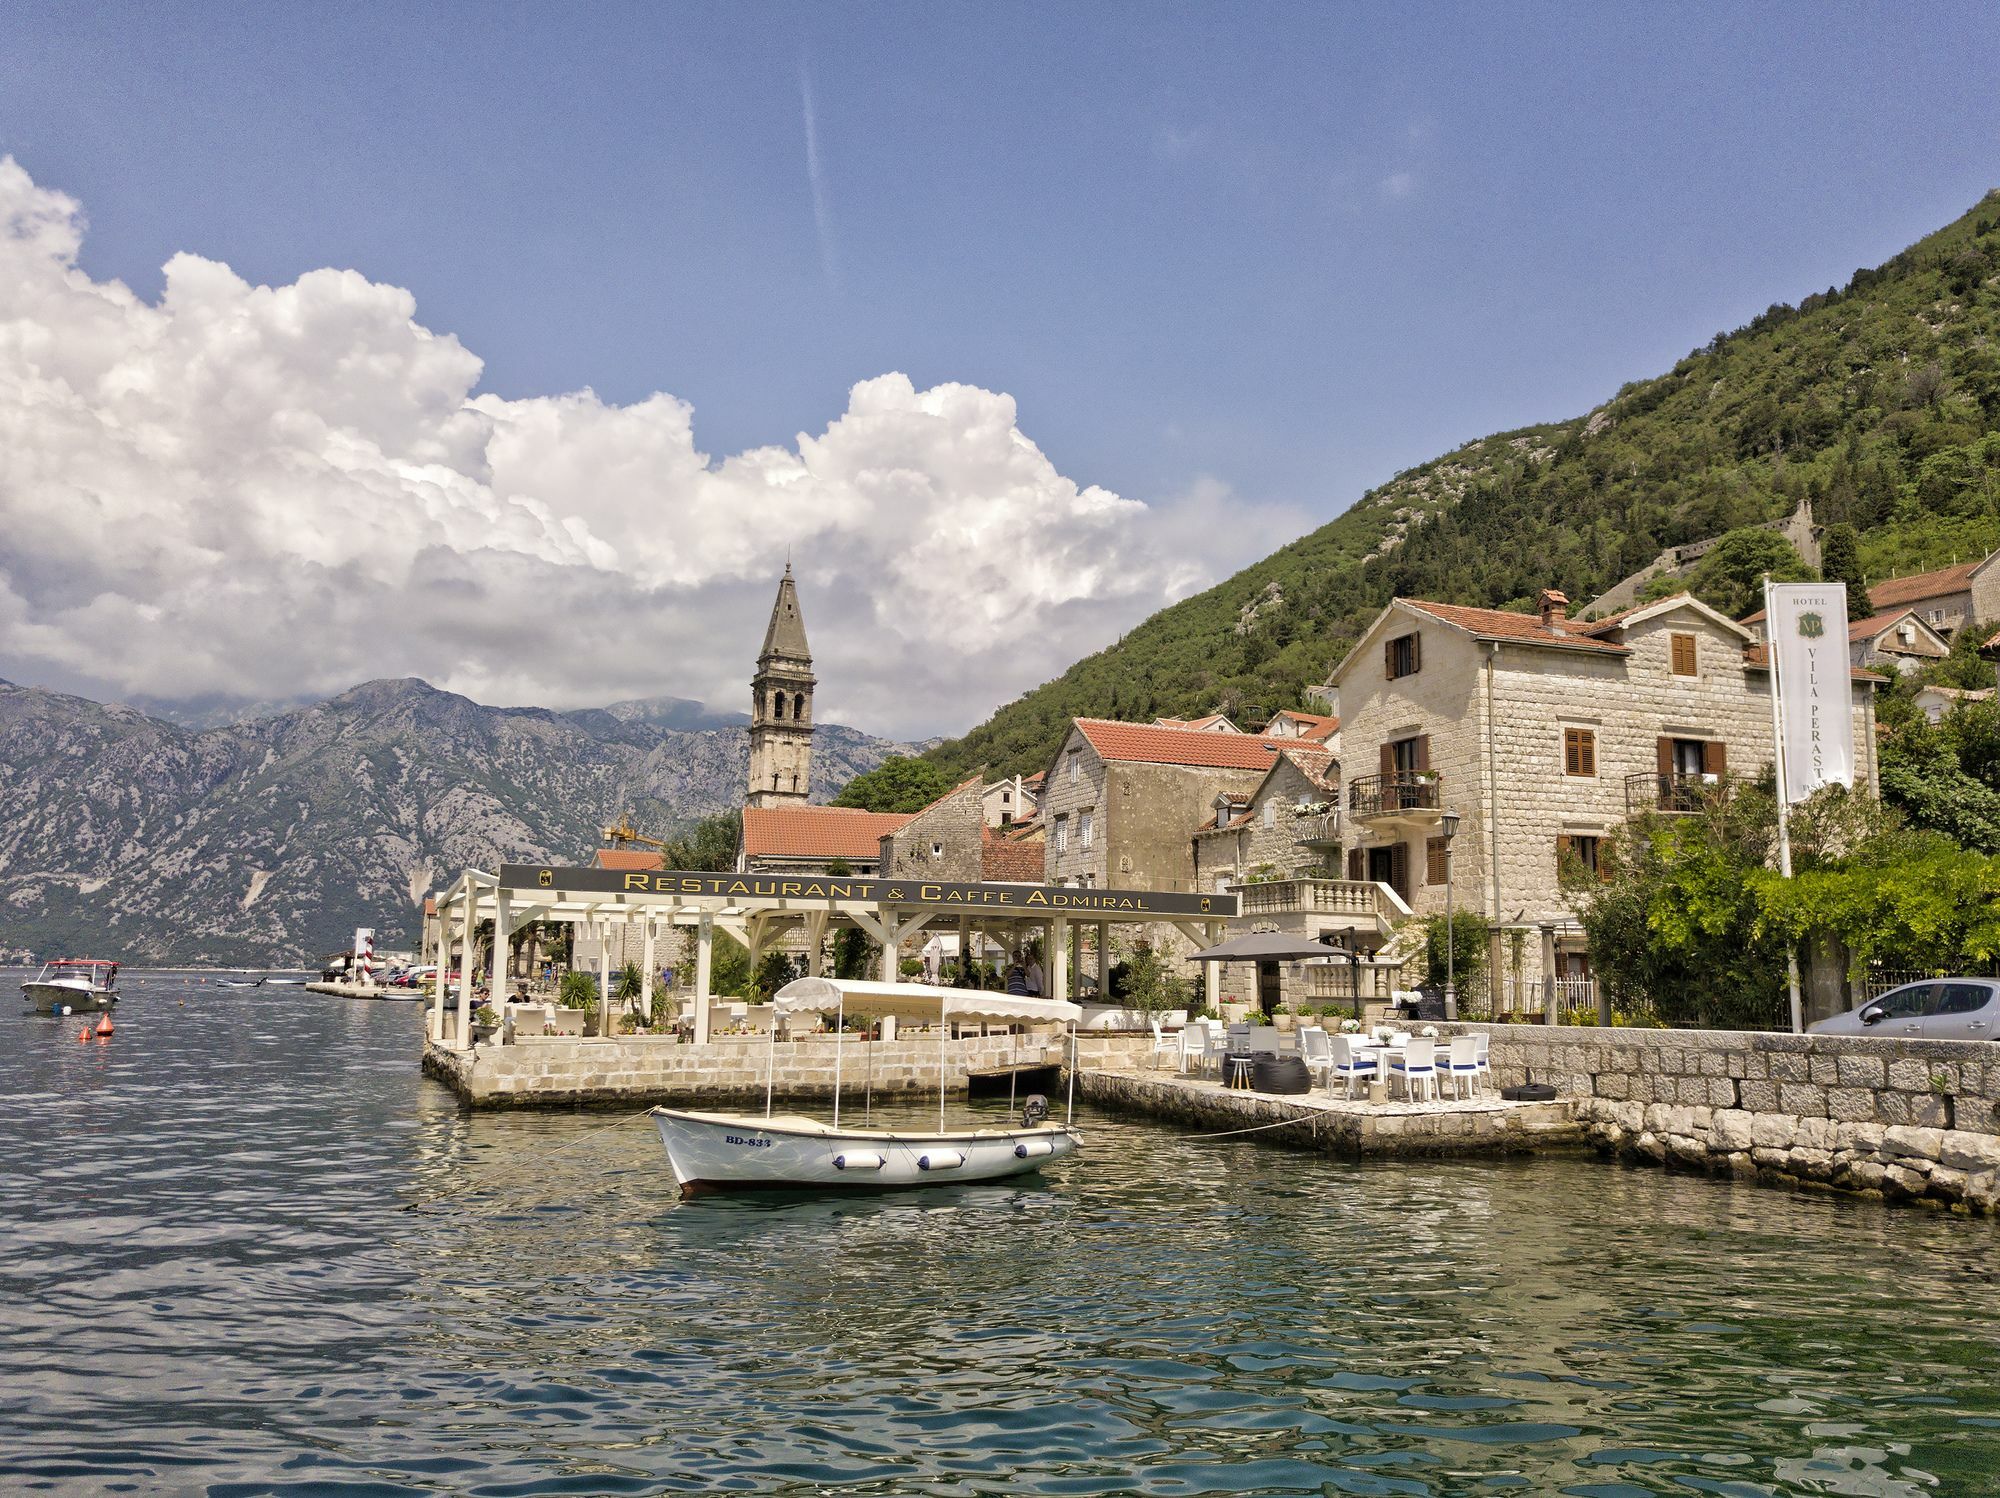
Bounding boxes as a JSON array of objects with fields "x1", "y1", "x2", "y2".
[{"x1": 1020, "y1": 1093, "x2": 1050, "y2": 1128}]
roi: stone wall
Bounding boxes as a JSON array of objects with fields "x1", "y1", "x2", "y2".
[
  {"x1": 1042, "y1": 729, "x2": 1111, "y2": 886},
  {"x1": 1443, "y1": 1021, "x2": 2000, "y2": 1213},
  {"x1": 879, "y1": 777, "x2": 985, "y2": 882},
  {"x1": 424, "y1": 1031, "x2": 1068, "y2": 1108}
]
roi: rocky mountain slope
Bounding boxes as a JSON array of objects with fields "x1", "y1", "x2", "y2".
[
  {"x1": 926, "y1": 189, "x2": 2000, "y2": 779},
  {"x1": 0, "y1": 677, "x2": 911, "y2": 965}
]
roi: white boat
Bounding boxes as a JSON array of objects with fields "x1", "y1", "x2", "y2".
[
  {"x1": 652, "y1": 978, "x2": 1082, "y2": 1198},
  {"x1": 21, "y1": 958, "x2": 120, "y2": 1014}
]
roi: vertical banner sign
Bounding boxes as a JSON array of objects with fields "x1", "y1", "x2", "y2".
[{"x1": 1766, "y1": 582, "x2": 1854, "y2": 805}]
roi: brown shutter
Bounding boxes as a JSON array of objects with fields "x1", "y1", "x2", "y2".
[
  {"x1": 1600, "y1": 842, "x2": 1616, "y2": 883},
  {"x1": 1703, "y1": 740, "x2": 1726, "y2": 776},
  {"x1": 1347, "y1": 848, "x2": 1365, "y2": 881},
  {"x1": 1409, "y1": 633, "x2": 1421, "y2": 674},
  {"x1": 1581, "y1": 729, "x2": 1596, "y2": 777},
  {"x1": 1556, "y1": 834, "x2": 1573, "y2": 875},
  {"x1": 1388, "y1": 841, "x2": 1409, "y2": 898},
  {"x1": 1384, "y1": 637, "x2": 1397, "y2": 678},
  {"x1": 1414, "y1": 734, "x2": 1431, "y2": 772},
  {"x1": 1380, "y1": 741, "x2": 1394, "y2": 776},
  {"x1": 1656, "y1": 736, "x2": 1673, "y2": 775}
]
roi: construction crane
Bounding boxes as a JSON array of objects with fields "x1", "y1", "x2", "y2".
[{"x1": 601, "y1": 817, "x2": 670, "y2": 852}]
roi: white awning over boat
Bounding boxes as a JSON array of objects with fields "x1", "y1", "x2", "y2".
[{"x1": 773, "y1": 977, "x2": 1080, "y2": 1025}]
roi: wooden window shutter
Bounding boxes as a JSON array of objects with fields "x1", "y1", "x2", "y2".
[
  {"x1": 1671, "y1": 633, "x2": 1697, "y2": 676},
  {"x1": 1426, "y1": 837, "x2": 1447, "y2": 885},
  {"x1": 1409, "y1": 633, "x2": 1421, "y2": 674},
  {"x1": 1388, "y1": 840, "x2": 1409, "y2": 898},
  {"x1": 1600, "y1": 841, "x2": 1616, "y2": 883},
  {"x1": 1556, "y1": 834, "x2": 1573, "y2": 874},
  {"x1": 1346, "y1": 848, "x2": 1365, "y2": 881},
  {"x1": 1579, "y1": 729, "x2": 1595, "y2": 777},
  {"x1": 1384, "y1": 637, "x2": 1398, "y2": 678},
  {"x1": 1703, "y1": 740, "x2": 1727, "y2": 777},
  {"x1": 1656, "y1": 736, "x2": 1673, "y2": 775},
  {"x1": 1414, "y1": 734, "x2": 1431, "y2": 772},
  {"x1": 1379, "y1": 741, "x2": 1394, "y2": 776}
]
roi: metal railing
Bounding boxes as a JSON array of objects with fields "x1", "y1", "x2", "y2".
[
  {"x1": 1496, "y1": 974, "x2": 1598, "y2": 1018},
  {"x1": 1347, "y1": 771, "x2": 1442, "y2": 817},
  {"x1": 1625, "y1": 771, "x2": 1735, "y2": 816},
  {"x1": 1230, "y1": 877, "x2": 1386, "y2": 918}
]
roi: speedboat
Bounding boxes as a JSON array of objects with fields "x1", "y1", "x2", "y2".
[
  {"x1": 21, "y1": 958, "x2": 119, "y2": 1014},
  {"x1": 652, "y1": 978, "x2": 1081, "y2": 1197}
]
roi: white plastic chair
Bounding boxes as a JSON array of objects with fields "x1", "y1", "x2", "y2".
[
  {"x1": 1149, "y1": 1017, "x2": 1178, "y2": 1070},
  {"x1": 1388, "y1": 1037, "x2": 1438, "y2": 1102},
  {"x1": 1472, "y1": 1032, "x2": 1492, "y2": 1088},
  {"x1": 1443, "y1": 1035, "x2": 1481, "y2": 1098},
  {"x1": 1330, "y1": 1034, "x2": 1380, "y2": 1099},
  {"x1": 1298, "y1": 1026, "x2": 1333, "y2": 1086},
  {"x1": 1177, "y1": 1022, "x2": 1208, "y2": 1075}
]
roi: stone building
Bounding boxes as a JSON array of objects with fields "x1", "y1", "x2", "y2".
[
  {"x1": 877, "y1": 776, "x2": 986, "y2": 881},
  {"x1": 1039, "y1": 718, "x2": 1300, "y2": 892},
  {"x1": 739, "y1": 804, "x2": 911, "y2": 875},
  {"x1": 1190, "y1": 743, "x2": 1339, "y2": 893},
  {"x1": 1263, "y1": 709, "x2": 1339, "y2": 751},
  {"x1": 1842, "y1": 609, "x2": 1951, "y2": 674},
  {"x1": 1862, "y1": 552, "x2": 2000, "y2": 638},
  {"x1": 981, "y1": 771, "x2": 1040, "y2": 828},
  {"x1": 1329, "y1": 588, "x2": 1883, "y2": 1001},
  {"x1": 745, "y1": 565, "x2": 815, "y2": 808}
]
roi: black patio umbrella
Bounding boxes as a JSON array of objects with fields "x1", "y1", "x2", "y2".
[{"x1": 1182, "y1": 931, "x2": 1341, "y2": 963}]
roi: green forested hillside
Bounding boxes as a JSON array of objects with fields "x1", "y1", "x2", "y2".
[{"x1": 925, "y1": 190, "x2": 2000, "y2": 780}]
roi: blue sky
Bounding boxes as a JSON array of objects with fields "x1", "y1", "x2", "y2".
[{"x1": 2, "y1": 5, "x2": 1999, "y2": 734}]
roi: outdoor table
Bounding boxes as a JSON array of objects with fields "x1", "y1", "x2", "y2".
[
  {"x1": 1225, "y1": 1053, "x2": 1257, "y2": 1090},
  {"x1": 1349, "y1": 1040, "x2": 1408, "y2": 1103}
]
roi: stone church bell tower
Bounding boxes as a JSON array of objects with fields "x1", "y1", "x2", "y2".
[{"x1": 746, "y1": 565, "x2": 815, "y2": 807}]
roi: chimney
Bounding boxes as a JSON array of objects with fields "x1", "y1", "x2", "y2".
[{"x1": 1538, "y1": 589, "x2": 1569, "y2": 632}]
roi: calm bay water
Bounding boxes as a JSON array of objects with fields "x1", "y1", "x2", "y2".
[{"x1": 4, "y1": 973, "x2": 1999, "y2": 1496}]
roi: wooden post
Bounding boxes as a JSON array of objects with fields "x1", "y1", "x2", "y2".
[
  {"x1": 1096, "y1": 921, "x2": 1110, "y2": 997},
  {"x1": 1051, "y1": 916, "x2": 1070, "y2": 1003},
  {"x1": 880, "y1": 909, "x2": 900, "y2": 983},
  {"x1": 641, "y1": 917, "x2": 658, "y2": 1024},
  {"x1": 1540, "y1": 922, "x2": 1558, "y2": 1027},
  {"x1": 493, "y1": 887, "x2": 512, "y2": 1038}
]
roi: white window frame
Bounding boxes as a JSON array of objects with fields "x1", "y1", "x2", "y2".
[
  {"x1": 1067, "y1": 750, "x2": 1081, "y2": 784},
  {"x1": 1054, "y1": 815, "x2": 1069, "y2": 853}
]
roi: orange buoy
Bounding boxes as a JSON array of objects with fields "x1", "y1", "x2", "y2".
[
  {"x1": 95, "y1": 1013, "x2": 114, "y2": 1036},
  {"x1": 78, "y1": 1025, "x2": 91, "y2": 1042}
]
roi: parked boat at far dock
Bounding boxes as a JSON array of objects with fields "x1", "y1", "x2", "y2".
[{"x1": 21, "y1": 959, "x2": 120, "y2": 1014}]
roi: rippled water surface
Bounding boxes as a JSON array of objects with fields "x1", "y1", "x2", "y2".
[{"x1": 5, "y1": 974, "x2": 2000, "y2": 1495}]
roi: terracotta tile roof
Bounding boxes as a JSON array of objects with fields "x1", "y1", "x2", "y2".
[
  {"x1": 1004, "y1": 818, "x2": 1043, "y2": 840},
  {"x1": 980, "y1": 826, "x2": 1046, "y2": 881},
  {"x1": 1868, "y1": 559, "x2": 1985, "y2": 611},
  {"x1": 741, "y1": 804, "x2": 913, "y2": 860},
  {"x1": 1022, "y1": 770, "x2": 1045, "y2": 787},
  {"x1": 1848, "y1": 609, "x2": 1932, "y2": 643},
  {"x1": 1741, "y1": 644, "x2": 1886, "y2": 683},
  {"x1": 1302, "y1": 718, "x2": 1340, "y2": 743},
  {"x1": 1401, "y1": 599, "x2": 1630, "y2": 654},
  {"x1": 1074, "y1": 718, "x2": 1290, "y2": 770},
  {"x1": 1276, "y1": 742, "x2": 1338, "y2": 790},
  {"x1": 1984, "y1": 629, "x2": 2000, "y2": 657},
  {"x1": 592, "y1": 847, "x2": 665, "y2": 871}
]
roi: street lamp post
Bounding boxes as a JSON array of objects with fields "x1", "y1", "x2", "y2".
[{"x1": 1439, "y1": 810, "x2": 1461, "y2": 1021}]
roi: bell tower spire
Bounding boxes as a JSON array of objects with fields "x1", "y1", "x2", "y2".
[{"x1": 747, "y1": 564, "x2": 815, "y2": 807}]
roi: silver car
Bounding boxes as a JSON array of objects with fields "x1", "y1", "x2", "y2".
[{"x1": 1809, "y1": 979, "x2": 2000, "y2": 1041}]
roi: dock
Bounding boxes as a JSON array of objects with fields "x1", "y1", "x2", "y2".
[{"x1": 1079, "y1": 1065, "x2": 1585, "y2": 1158}]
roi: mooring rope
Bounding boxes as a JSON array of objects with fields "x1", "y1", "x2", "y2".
[
  {"x1": 1176, "y1": 1107, "x2": 1326, "y2": 1141},
  {"x1": 401, "y1": 1106, "x2": 656, "y2": 1214}
]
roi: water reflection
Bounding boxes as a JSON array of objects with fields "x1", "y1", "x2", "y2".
[{"x1": 3, "y1": 973, "x2": 1997, "y2": 1494}]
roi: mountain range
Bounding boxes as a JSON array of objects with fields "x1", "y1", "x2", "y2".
[
  {"x1": 924, "y1": 189, "x2": 2000, "y2": 780},
  {"x1": 0, "y1": 677, "x2": 914, "y2": 965}
]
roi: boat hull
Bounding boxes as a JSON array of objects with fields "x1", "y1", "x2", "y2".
[
  {"x1": 22, "y1": 981, "x2": 117, "y2": 1014},
  {"x1": 652, "y1": 1108, "x2": 1079, "y2": 1197}
]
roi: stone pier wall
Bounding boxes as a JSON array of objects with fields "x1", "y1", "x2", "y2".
[
  {"x1": 1438, "y1": 1022, "x2": 2000, "y2": 1214},
  {"x1": 424, "y1": 1032, "x2": 1065, "y2": 1108}
]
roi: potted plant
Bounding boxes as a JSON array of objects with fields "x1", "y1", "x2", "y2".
[{"x1": 471, "y1": 1002, "x2": 499, "y2": 1043}]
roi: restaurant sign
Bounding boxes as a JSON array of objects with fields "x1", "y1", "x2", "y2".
[{"x1": 499, "y1": 864, "x2": 1238, "y2": 918}]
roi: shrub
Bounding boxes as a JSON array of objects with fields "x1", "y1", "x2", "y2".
[{"x1": 558, "y1": 971, "x2": 599, "y2": 1009}]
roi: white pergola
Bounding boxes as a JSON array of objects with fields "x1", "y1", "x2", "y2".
[{"x1": 424, "y1": 863, "x2": 1239, "y2": 1050}]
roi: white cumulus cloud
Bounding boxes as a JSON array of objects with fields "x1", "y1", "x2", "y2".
[{"x1": 0, "y1": 157, "x2": 1293, "y2": 738}]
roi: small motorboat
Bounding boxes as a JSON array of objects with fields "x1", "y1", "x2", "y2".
[
  {"x1": 216, "y1": 977, "x2": 266, "y2": 989},
  {"x1": 652, "y1": 978, "x2": 1081, "y2": 1198},
  {"x1": 22, "y1": 958, "x2": 120, "y2": 1014}
]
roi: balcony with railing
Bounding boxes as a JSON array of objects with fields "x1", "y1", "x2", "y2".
[
  {"x1": 1290, "y1": 809, "x2": 1342, "y2": 848},
  {"x1": 1347, "y1": 771, "x2": 1443, "y2": 824},
  {"x1": 1625, "y1": 771, "x2": 1736, "y2": 817},
  {"x1": 1230, "y1": 877, "x2": 1387, "y2": 920}
]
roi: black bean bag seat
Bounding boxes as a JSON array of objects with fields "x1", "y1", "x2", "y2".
[{"x1": 1251, "y1": 1054, "x2": 1312, "y2": 1095}]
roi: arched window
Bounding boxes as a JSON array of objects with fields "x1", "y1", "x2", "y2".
[
  {"x1": 771, "y1": 691, "x2": 785, "y2": 720},
  {"x1": 792, "y1": 692, "x2": 807, "y2": 721}
]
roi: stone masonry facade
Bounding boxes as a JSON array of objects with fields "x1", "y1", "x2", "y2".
[{"x1": 878, "y1": 776, "x2": 985, "y2": 882}]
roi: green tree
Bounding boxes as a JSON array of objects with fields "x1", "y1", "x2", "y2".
[
  {"x1": 1819, "y1": 522, "x2": 1868, "y2": 600},
  {"x1": 1418, "y1": 911, "x2": 1491, "y2": 996},
  {"x1": 1878, "y1": 718, "x2": 2000, "y2": 851},
  {"x1": 1659, "y1": 528, "x2": 1815, "y2": 619},
  {"x1": 658, "y1": 811, "x2": 740, "y2": 871},
  {"x1": 831, "y1": 756, "x2": 956, "y2": 812},
  {"x1": 1112, "y1": 944, "x2": 1192, "y2": 1013}
]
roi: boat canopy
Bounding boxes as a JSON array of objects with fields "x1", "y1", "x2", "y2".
[{"x1": 773, "y1": 977, "x2": 1080, "y2": 1026}]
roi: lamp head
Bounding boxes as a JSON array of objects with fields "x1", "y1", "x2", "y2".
[{"x1": 1440, "y1": 810, "x2": 1461, "y2": 842}]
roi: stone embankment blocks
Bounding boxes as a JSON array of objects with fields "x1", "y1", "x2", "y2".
[{"x1": 1438, "y1": 1021, "x2": 2000, "y2": 1214}]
